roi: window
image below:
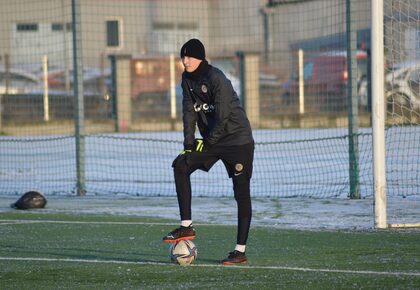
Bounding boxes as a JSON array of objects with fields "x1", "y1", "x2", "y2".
[
  {"x1": 153, "y1": 22, "x2": 175, "y2": 30},
  {"x1": 135, "y1": 61, "x2": 156, "y2": 76},
  {"x1": 408, "y1": 69, "x2": 420, "y2": 96},
  {"x1": 106, "y1": 20, "x2": 120, "y2": 47},
  {"x1": 178, "y1": 22, "x2": 198, "y2": 30},
  {"x1": 303, "y1": 62, "x2": 314, "y2": 80},
  {"x1": 405, "y1": 26, "x2": 420, "y2": 60},
  {"x1": 16, "y1": 23, "x2": 38, "y2": 32},
  {"x1": 52, "y1": 23, "x2": 72, "y2": 31},
  {"x1": 151, "y1": 21, "x2": 198, "y2": 54}
]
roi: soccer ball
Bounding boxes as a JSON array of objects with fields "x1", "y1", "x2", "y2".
[{"x1": 169, "y1": 240, "x2": 197, "y2": 265}]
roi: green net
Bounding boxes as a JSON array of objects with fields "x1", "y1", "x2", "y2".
[{"x1": 0, "y1": 0, "x2": 418, "y2": 200}]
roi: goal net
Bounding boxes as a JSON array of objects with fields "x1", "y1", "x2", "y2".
[{"x1": 382, "y1": 0, "x2": 420, "y2": 227}]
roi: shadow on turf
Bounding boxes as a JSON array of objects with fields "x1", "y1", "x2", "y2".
[
  {"x1": 1, "y1": 244, "x2": 174, "y2": 265},
  {"x1": 2, "y1": 243, "x2": 230, "y2": 265}
]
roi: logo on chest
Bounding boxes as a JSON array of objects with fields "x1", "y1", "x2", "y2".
[
  {"x1": 194, "y1": 102, "x2": 214, "y2": 113},
  {"x1": 201, "y1": 84, "x2": 208, "y2": 93}
]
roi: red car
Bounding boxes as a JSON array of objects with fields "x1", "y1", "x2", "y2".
[{"x1": 282, "y1": 50, "x2": 368, "y2": 112}]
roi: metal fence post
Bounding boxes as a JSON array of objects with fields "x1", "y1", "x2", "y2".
[
  {"x1": 72, "y1": 0, "x2": 86, "y2": 196},
  {"x1": 108, "y1": 55, "x2": 118, "y2": 131},
  {"x1": 346, "y1": 0, "x2": 360, "y2": 199}
]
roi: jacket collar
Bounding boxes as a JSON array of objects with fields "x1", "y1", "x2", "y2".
[{"x1": 184, "y1": 60, "x2": 210, "y2": 81}]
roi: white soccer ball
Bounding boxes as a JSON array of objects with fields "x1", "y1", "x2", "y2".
[{"x1": 169, "y1": 240, "x2": 198, "y2": 265}]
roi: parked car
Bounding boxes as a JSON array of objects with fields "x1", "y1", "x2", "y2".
[
  {"x1": 0, "y1": 68, "x2": 42, "y2": 94},
  {"x1": 385, "y1": 61, "x2": 420, "y2": 111},
  {"x1": 45, "y1": 67, "x2": 111, "y2": 95},
  {"x1": 282, "y1": 50, "x2": 368, "y2": 112}
]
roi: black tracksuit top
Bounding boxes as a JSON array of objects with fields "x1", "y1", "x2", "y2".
[{"x1": 181, "y1": 63, "x2": 254, "y2": 150}]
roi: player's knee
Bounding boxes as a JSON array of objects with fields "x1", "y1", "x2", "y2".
[{"x1": 173, "y1": 155, "x2": 189, "y2": 175}]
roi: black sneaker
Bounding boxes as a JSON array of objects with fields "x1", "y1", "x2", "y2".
[
  {"x1": 222, "y1": 250, "x2": 247, "y2": 265},
  {"x1": 162, "y1": 225, "x2": 196, "y2": 243}
]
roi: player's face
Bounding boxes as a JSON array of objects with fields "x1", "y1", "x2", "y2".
[{"x1": 182, "y1": 56, "x2": 202, "y2": 73}]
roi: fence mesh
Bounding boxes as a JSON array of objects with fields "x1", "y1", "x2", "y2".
[{"x1": 0, "y1": 0, "x2": 418, "y2": 200}]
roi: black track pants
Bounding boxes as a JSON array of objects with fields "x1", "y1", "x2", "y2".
[{"x1": 172, "y1": 142, "x2": 254, "y2": 245}]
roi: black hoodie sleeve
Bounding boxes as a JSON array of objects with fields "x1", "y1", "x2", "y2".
[{"x1": 181, "y1": 79, "x2": 197, "y2": 150}]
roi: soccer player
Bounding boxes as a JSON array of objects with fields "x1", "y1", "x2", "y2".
[{"x1": 162, "y1": 39, "x2": 255, "y2": 265}]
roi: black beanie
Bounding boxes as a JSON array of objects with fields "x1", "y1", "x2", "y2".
[{"x1": 180, "y1": 38, "x2": 206, "y2": 60}]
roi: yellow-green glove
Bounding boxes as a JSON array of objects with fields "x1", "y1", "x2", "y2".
[{"x1": 194, "y1": 139, "x2": 204, "y2": 152}]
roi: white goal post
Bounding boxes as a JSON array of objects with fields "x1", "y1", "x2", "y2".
[
  {"x1": 372, "y1": 0, "x2": 387, "y2": 229},
  {"x1": 372, "y1": 0, "x2": 420, "y2": 229}
]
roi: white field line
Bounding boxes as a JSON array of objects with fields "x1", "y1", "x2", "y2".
[
  {"x1": 1, "y1": 219, "x2": 419, "y2": 277},
  {"x1": 0, "y1": 219, "x2": 177, "y2": 226},
  {"x1": 0, "y1": 219, "x2": 233, "y2": 227},
  {"x1": 0, "y1": 256, "x2": 419, "y2": 277}
]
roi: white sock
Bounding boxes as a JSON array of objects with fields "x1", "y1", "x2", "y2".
[
  {"x1": 181, "y1": 220, "x2": 192, "y2": 227},
  {"x1": 235, "y1": 244, "x2": 246, "y2": 253}
]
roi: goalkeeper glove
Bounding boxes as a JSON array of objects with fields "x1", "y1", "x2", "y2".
[
  {"x1": 180, "y1": 138, "x2": 204, "y2": 155},
  {"x1": 194, "y1": 138, "x2": 204, "y2": 152}
]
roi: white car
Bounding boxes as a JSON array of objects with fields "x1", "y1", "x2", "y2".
[
  {"x1": 386, "y1": 62, "x2": 420, "y2": 110},
  {"x1": 0, "y1": 68, "x2": 41, "y2": 94}
]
